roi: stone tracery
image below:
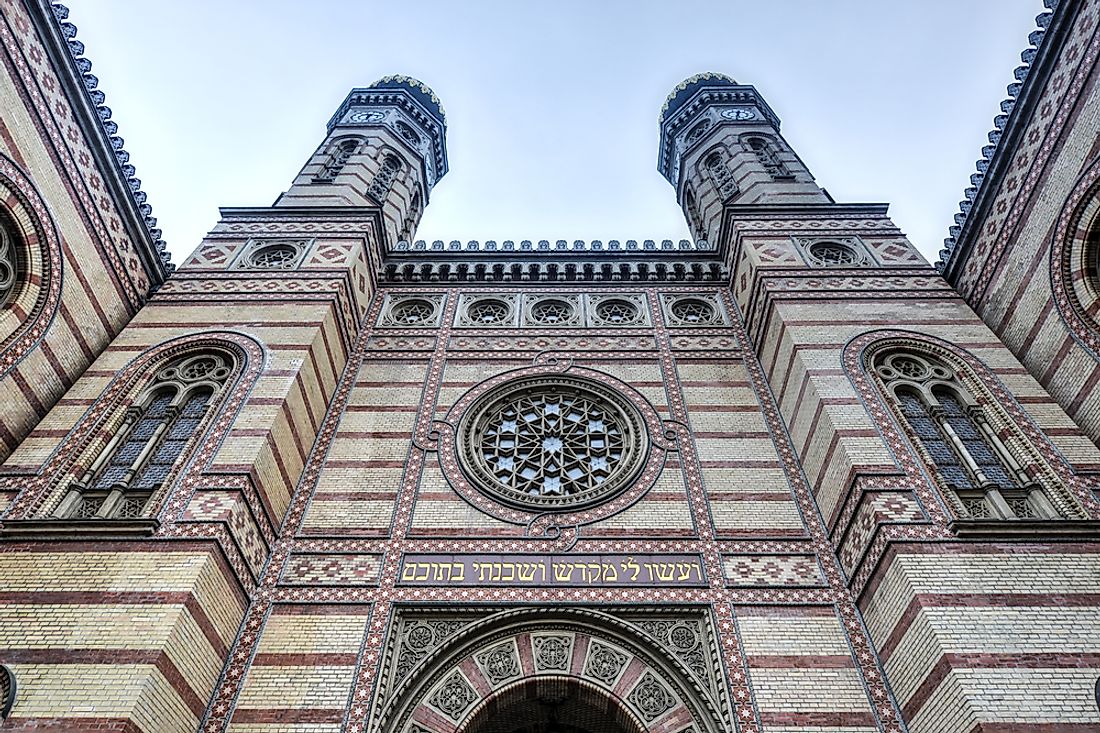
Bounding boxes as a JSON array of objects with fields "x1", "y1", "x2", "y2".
[{"x1": 458, "y1": 374, "x2": 646, "y2": 511}]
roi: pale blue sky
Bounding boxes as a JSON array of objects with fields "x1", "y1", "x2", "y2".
[{"x1": 72, "y1": 1, "x2": 1046, "y2": 263}]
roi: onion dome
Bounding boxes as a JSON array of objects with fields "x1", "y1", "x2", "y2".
[
  {"x1": 660, "y1": 72, "x2": 739, "y2": 123},
  {"x1": 370, "y1": 74, "x2": 446, "y2": 126}
]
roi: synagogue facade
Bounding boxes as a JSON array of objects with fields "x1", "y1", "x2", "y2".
[{"x1": 0, "y1": 1, "x2": 1097, "y2": 732}]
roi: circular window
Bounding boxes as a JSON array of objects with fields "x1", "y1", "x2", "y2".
[
  {"x1": 530, "y1": 299, "x2": 575, "y2": 325},
  {"x1": 457, "y1": 375, "x2": 648, "y2": 511},
  {"x1": 670, "y1": 298, "x2": 716, "y2": 325},
  {"x1": 595, "y1": 299, "x2": 641, "y2": 325},
  {"x1": 248, "y1": 243, "x2": 299, "y2": 269},
  {"x1": 392, "y1": 298, "x2": 436, "y2": 325},
  {"x1": 808, "y1": 241, "x2": 860, "y2": 266},
  {"x1": 875, "y1": 352, "x2": 952, "y2": 384},
  {"x1": 468, "y1": 298, "x2": 511, "y2": 325}
]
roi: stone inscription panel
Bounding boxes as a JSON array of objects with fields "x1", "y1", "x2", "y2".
[{"x1": 398, "y1": 553, "x2": 707, "y2": 587}]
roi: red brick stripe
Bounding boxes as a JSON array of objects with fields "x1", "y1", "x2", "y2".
[
  {"x1": 0, "y1": 590, "x2": 230, "y2": 658},
  {"x1": 903, "y1": 652, "x2": 1100, "y2": 721},
  {"x1": 2, "y1": 718, "x2": 143, "y2": 732},
  {"x1": 0, "y1": 648, "x2": 205, "y2": 716},
  {"x1": 747, "y1": 654, "x2": 854, "y2": 668},
  {"x1": 252, "y1": 652, "x2": 358, "y2": 666},
  {"x1": 231, "y1": 708, "x2": 345, "y2": 723}
]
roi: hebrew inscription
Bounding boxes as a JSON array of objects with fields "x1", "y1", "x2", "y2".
[{"x1": 398, "y1": 553, "x2": 707, "y2": 587}]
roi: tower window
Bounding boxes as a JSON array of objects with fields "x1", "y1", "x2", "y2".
[
  {"x1": 744, "y1": 136, "x2": 791, "y2": 178},
  {"x1": 684, "y1": 119, "x2": 712, "y2": 146},
  {"x1": 57, "y1": 353, "x2": 232, "y2": 520},
  {"x1": 875, "y1": 351, "x2": 1059, "y2": 521},
  {"x1": 703, "y1": 150, "x2": 738, "y2": 201},
  {"x1": 807, "y1": 240, "x2": 861, "y2": 266},
  {"x1": 315, "y1": 138, "x2": 360, "y2": 182},
  {"x1": 368, "y1": 153, "x2": 403, "y2": 203}
]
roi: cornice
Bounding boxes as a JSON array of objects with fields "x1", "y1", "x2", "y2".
[
  {"x1": 31, "y1": 1, "x2": 173, "y2": 280},
  {"x1": 937, "y1": 0, "x2": 1064, "y2": 278}
]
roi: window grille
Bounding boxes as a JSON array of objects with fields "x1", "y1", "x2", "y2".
[
  {"x1": 368, "y1": 153, "x2": 403, "y2": 202},
  {"x1": 57, "y1": 353, "x2": 231, "y2": 520},
  {"x1": 745, "y1": 136, "x2": 790, "y2": 178},
  {"x1": 316, "y1": 139, "x2": 359, "y2": 182},
  {"x1": 875, "y1": 351, "x2": 1059, "y2": 521}
]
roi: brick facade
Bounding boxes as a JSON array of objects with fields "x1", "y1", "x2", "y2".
[{"x1": 0, "y1": 2, "x2": 1097, "y2": 732}]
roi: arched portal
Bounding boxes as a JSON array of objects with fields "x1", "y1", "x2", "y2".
[
  {"x1": 459, "y1": 676, "x2": 645, "y2": 733},
  {"x1": 376, "y1": 608, "x2": 728, "y2": 733}
]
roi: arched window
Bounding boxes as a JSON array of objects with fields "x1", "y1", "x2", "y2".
[
  {"x1": 315, "y1": 138, "x2": 360, "y2": 182},
  {"x1": 684, "y1": 188, "x2": 704, "y2": 242},
  {"x1": 54, "y1": 352, "x2": 233, "y2": 520},
  {"x1": 368, "y1": 152, "x2": 403, "y2": 202},
  {"x1": 874, "y1": 350, "x2": 1061, "y2": 520},
  {"x1": 744, "y1": 135, "x2": 790, "y2": 178},
  {"x1": 703, "y1": 150, "x2": 738, "y2": 201}
]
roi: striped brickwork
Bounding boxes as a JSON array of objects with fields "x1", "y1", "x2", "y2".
[
  {"x1": 276, "y1": 132, "x2": 425, "y2": 249},
  {"x1": 948, "y1": 0, "x2": 1100, "y2": 445},
  {"x1": 200, "y1": 285, "x2": 908, "y2": 733},
  {"x1": 2, "y1": 1, "x2": 1099, "y2": 731},
  {"x1": 732, "y1": 200, "x2": 1100, "y2": 732},
  {"x1": 0, "y1": 0, "x2": 167, "y2": 462},
  {"x1": 0, "y1": 204, "x2": 368, "y2": 729}
]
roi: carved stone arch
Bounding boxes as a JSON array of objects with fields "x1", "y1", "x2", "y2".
[
  {"x1": 846, "y1": 329, "x2": 1097, "y2": 522},
  {"x1": 315, "y1": 134, "x2": 366, "y2": 182},
  {"x1": 1051, "y1": 155, "x2": 1100, "y2": 357},
  {"x1": 4, "y1": 331, "x2": 265, "y2": 520},
  {"x1": 376, "y1": 608, "x2": 726, "y2": 733},
  {"x1": 0, "y1": 153, "x2": 63, "y2": 378}
]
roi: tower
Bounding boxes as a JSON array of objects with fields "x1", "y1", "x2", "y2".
[
  {"x1": 657, "y1": 73, "x2": 829, "y2": 243},
  {"x1": 275, "y1": 76, "x2": 449, "y2": 247}
]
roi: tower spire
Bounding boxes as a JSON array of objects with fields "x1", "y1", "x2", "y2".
[
  {"x1": 275, "y1": 75, "x2": 449, "y2": 246},
  {"x1": 657, "y1": 73, "x2": 830, "y2": 242}
]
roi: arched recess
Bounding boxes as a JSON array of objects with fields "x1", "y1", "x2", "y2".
[
  {"x1": 847, "y1": 329, "x2": 1095, "y2": 523},
  {"x1": 3, "y1": 330, "x2": 264, "y2": 520},
  {"x1": 0, "y1": 153, "x2": 63, "y2": 377},
  {"x1": 375, "y1": 608, "x2": 728, "y2": 733},
  {"x1": 1051, "y1": 155, "x2": 1100, "y2": 356}
]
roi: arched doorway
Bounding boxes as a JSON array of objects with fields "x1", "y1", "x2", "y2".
[
  {"x1": 375, "y1": 608, "x2": 729, "y2": 733},
  {"x1": 460, "y1": 676, "x2": 645, "y2": 733}
]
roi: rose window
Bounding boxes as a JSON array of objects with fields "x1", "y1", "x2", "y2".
[
  {"x1": 530, "y1": 299, "x2": 575, "y2": 325},
  {"x1": 468, "y1": 299, "x2": 510, "y2": 325},
  {"x1": 595, "y1": 299, "x2": 641, "y2": 325},
  {"x1": 392, "y1": 298, "x2": 436, "y2": 324},
  {"x1": 808, "y1": 241, "x2": 860, "y2": 266},
  {"x1": 457, "y1": 375, "x2": 647, "y2": 510},
  {"x1": 670, "y1": 298, "x2": 716, "y2": 325},
  {"x1": 248, "y1": 243, "x2": 299, "y2": 269}
]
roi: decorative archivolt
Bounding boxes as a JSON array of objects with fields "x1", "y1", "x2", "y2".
[
  {"x1": 0, "y1": 153, "x2": 63, "y2": 377},
  {"x1": 52, "y1": 351, "x2": 234, "y2": 520},
  {"x1": 1052, "y1": 157, "x2": 1100, "y2": 355},
  {"x1": 863, "y1": 335, "x2": 1086, "y2": 522},
  {"x1": 373, "y1": 608, "x2": 729, "y2": 733},
  {"x1": 4, "y1": 332, "x2": 264, "y2": 523}
]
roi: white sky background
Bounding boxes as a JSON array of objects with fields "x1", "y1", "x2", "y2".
[{"x1": 70, "y1": 1, "x2": 1047, "y2": 264}]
